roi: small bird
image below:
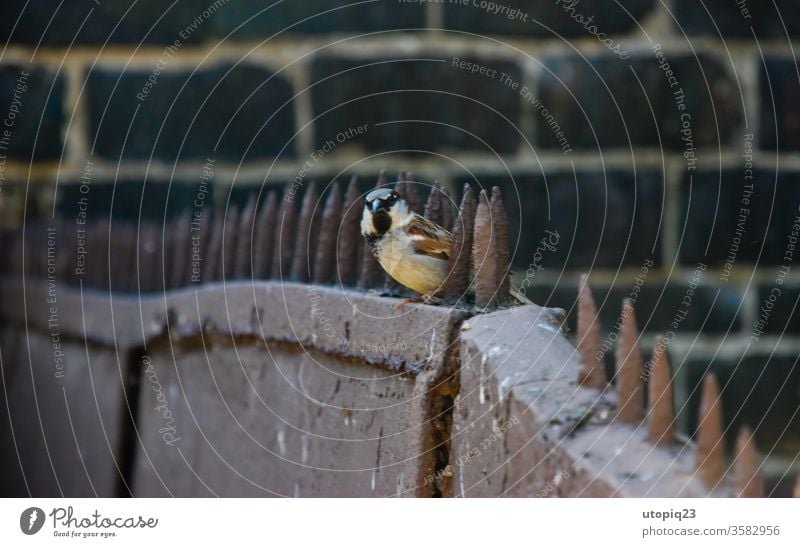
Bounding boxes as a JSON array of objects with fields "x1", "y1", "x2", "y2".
[{"x1": 360, "y1": 187, "x2": 531, "y2": 306}]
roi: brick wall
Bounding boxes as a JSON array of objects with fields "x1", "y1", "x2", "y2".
[{"x1": 0, "y1": 1, "x2": 797, "y2": 470}]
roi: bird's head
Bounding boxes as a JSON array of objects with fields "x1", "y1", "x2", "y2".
[{"x1": 360, "y1": 187, "x2": 409, "y2": 240}]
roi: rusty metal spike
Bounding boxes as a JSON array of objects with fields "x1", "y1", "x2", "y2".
[
  {"x1": 377, "y1": 169, "x2": 389, "y2": 188},
  {"x1": 695, "y1": 374, "x2": 726, "y2": 487},
  {"x1": 442, "y1": 184, "x2": 476, "y2": 302},
  {"x1": 440, "y1": 185, "x2": 454, "y2": 232},
  {"x1": 424, "y1": 182, "x2": 444, "y2": 227},
  {"x1": 222, "y1": 204, "x2": 240, "y2": 281},
  {"x1": 203, "y1": 209, "x2": 224, "y2": 283},
  {"x1": 290, "y1": 182, "x2": 318, "y2": 282},
  {"x1": 234, "y1": 193, "x2": 258, "y2": 279},
  {"x1": 401, "y1": 171, "x2": 422, "y2": 214},
  {"x1": 252, "y1": 191, "x2": 277, "y2": 279},
  {"x1": 615, "y1": 299, "x2": 644, "y2": 423},
  {"x1": 338, "y1": 175, "x2": 362, "y2": 287},
  {"x1": 577, "y1": 274, "x2": 606, "y2": 388},
  {"x1": 489, "y1": 186, "x2": 510, "y2": 304},
  {"x1": 189, "y1": 206, "x2": 212, "y2": 285},
  {"x1": 794, "y1": 476, "x2": 800, "y2": 498},
  {"x1": 313, "y1": 182, "x2": 343, "y2": 284},
  {"x1": 734, "y1": 425, "x2": 764, "y2": 498},
  {"x1": 647, "y1": 335, "x2": 675, "y2": 444},
  {"x1": 472, "y1": 189, "x2": 497, "y2": 309},
  {"x1": 170, "y1": 211, "x2": 191, "y2": 288},
  {"x1": 272, "y1": 191, "x2": 297, "y2": 280}
]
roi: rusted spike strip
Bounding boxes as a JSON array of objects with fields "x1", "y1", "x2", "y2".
[
  {"x1": 139, "y1": 222, "x2": 158, "y2": 292},
  {"x1": 440, "y1": 184, "x2": 454, "y2": 232},
  {"x1": 161, "y1": 220, "x2": 174, "y2": 292},
  {"x1": 234, "y1": 193, "x2": 258, "y2": 279},
  {"x1": 695, "y1": 373, "x2": 726, "y2": 487},
  {"x1": 646, "y1": 335, "x2": 675, "y2": 444},
  {"x1": 222, "y1": 204, "x2": 240, "y2": 281},
  {"x1": 615, "y1": 299, "x2": 644, "y2": 423},
  {"x1": 252, "y1": 191, "x2": 277, "y2": 280},
  {"x1": 337, "y1": 175, "x2": 361, "y2": 286},
  {"x1": 313, "y1": 181, "x2": 343, "y2": 285},
  {"x1": 442, "y1": 184, "x2": 476, "y2": 302},
  {"x1": 424, "y1": 182, "x2": 444, "y2": 227},
  {"x1": 290, "y1": 182, "x2": 317, "y2": 283},
  {"x1": 170, "y1": 211, "x2": 191, "y2": 289},
  {"x1": 377, "y1": 169, "x2": 389, "y2": 188},
  {"x1": 472, "y1": 189, "x2": 497, "y2": 309},
  {"x1": 577, "y1": 274, "x2": 606, "y2": 387},
  {"x1": 489, "y1": 186, "x2": 510, "y2": 304},
  {"x1": 122, "y1": 222, "x2": 138, "y2": 292},
  {"x1": 359, "y1": 175, "x2": 385, "y2": 289},
  {"x1": 271, "y1": 190, "x2": 297, "y2": 280},
  {"x1": 189, "y1": 206, "x2": 213, "y2": 286},
  {"x1": 203, "y1": 209, "x2": 224, "y2": 284},
  {"x1": 734, "y1": 425, "x2": 764, "y2": 497},
  {"x1": 400, "y1": 171, "x2": 422, "y2": 214}
]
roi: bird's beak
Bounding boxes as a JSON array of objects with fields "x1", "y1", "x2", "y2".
[{"x1": 371, "y1": 200, "x2": 384, "y2": 214}]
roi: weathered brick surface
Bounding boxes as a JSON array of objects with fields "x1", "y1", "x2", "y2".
[
  {"x1": 87, "y1": 64, "x2": 295, "y2": 161},
  {"x1": 456, "y1": 171, "x2": 663, "y2": 269},
  {"x1": 0, "y1": 64, "x2": 64, "y2": 160},
  {"x1": 311, "y1": 56, "x2": 522, "y2": 154},
  {"x1": 535, "y1": 53, "x2": 742, "y2": 149},
  {"x1": 444, "y1": 0, "x2": 656, "y2": 37}
]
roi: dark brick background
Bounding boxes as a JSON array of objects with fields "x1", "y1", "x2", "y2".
[
  {"x1": 311, "y1": 56, "x2": 522, "y2": 154},
  {"x1": 536, "y1": 53, "x2": 742, "y2": 150},
  {"x1": 87, "y1": 63, "x2": 295, "y2": 161},
  {"x1": 0, "y1": 64, "x2": 64, "y2": 160}
]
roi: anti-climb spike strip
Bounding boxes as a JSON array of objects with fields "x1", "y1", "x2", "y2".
[
  {"x1": 424, "y1": 182, "x2": 444, "y2": 227},
  {"x1": 577, "y1": 274, "x2": 606, "y2": 388},
  {"x1": 734, "y1": 425, "x2": 764, "y2": 498},
  {"x1": 337, "y1": 175, "x2": 361, "y2": 287},
  {"x1": 440, "y1": 184, "x2": 454, "y2": 232},
  {"x1": 695, "y1": 374, "x2": 726, "y2": 487},
  {"x1": 191, "y1": 205, "x2": 213, "y2": 285},
  {"x1": 204, "y1": 209, "x2": 224, "y2": 283},
  {"x1": 615, "y1": 299, "x2": 644, "y2": 423},
  {"x1": 313, "y1": 181, "x2": 343, "y2": 285},
  {"x1": 442, "y1": 184, "x2": 476, "y2": 302},
  {"x1": 472, "y1": 189, "x2": 497, "y2": 309},
  {"x1": 234, "y1": 193, "x2": 258, "y2": 279},
  {"x1": 400, "y1": 171, "x2": 422, "y2": 215},
  {"x1": 253, "y1": 191, "x2": 277, "y2": 280},
  {"x1": 291, "y1": 182, "x2": 318, "y2": 283},
  {"x1": 170, "y1": 211, "x2": 191, "y2": 289},
  {"x1": 222, "y1": 204, "x2": 240, "y2": 281},
  {"x1": 646, "y1": 335, "x2": 675, "y2": 445},
  {"x1": 272, "y1": 192, "x2": 297, "y2": 280},
  {"x1": 489, "y1": 186, "x2": 510, "y2": 304}
]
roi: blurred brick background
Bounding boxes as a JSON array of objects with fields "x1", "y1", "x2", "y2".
[{"x1": 0, "y1": 0, "x2": 797, "y2": 470}]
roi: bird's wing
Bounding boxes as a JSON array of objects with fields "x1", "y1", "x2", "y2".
[{"x1": 404, "y1": 215, "x2": 452, "y2": 260}]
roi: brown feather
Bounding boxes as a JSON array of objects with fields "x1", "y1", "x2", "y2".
[{"x1": 405, "y1": 215, "x2": 452, "y2": 260}]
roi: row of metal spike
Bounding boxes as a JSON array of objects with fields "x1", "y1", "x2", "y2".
[
  {"x1": 1, "y1": 171, "x2": 514, "y2": 308},
  {"x1": 577, "y1": 274, "x2": 799, "y2": 497}
]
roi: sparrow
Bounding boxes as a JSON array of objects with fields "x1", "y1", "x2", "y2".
[{"x1": 360, "y1": 187, "x2": 531, "y2": 306}]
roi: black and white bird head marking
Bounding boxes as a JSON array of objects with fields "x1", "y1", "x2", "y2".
[{"x1": 360, "y1": 188, "x2": 409, "y2": 242}]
